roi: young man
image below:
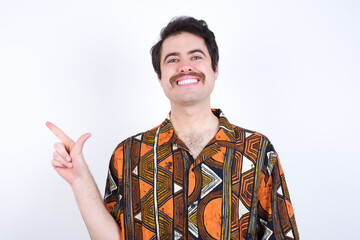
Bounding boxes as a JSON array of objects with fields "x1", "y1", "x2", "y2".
[{"x1": 48, "y1": 16, "x2": 299, "y2": 240}]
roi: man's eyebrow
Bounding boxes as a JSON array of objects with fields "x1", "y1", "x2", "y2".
[
  {"x1": 163, "y1": 52, "x2": 179, "y2": 63},
  {"x1": 163, "y1": 49, "x2": 207, "y2": 63},
  {"x1": 188, "y1": 49, "x2": 206, "y2": 56}
]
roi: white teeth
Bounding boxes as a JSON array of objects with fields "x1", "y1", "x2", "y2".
[{"x1": 177, "y1": 79, "x2": 198, "y2": 85}]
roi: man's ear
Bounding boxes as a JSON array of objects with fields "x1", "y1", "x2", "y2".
[
  {"x1": 157, "y1": 74, "x2": 161, "y2": 84},
  {"x1": 214, "y1": 64, "x2": 219, "y2": 80}
]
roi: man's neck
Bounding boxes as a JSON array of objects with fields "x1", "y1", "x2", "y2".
[
  {"x1": 170, "y1": 104, "x2": 218, "y2": 135},
  {"x1": 169, "y1": 103, "x2": 219, "y2": 158}
]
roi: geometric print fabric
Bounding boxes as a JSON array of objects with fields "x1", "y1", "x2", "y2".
[{"x1": 104, "y1": 109, "x2": 299, "y2": 239}]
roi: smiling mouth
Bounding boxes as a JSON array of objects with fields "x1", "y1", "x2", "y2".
[
  {"x1": 170, "y1": 72, "x2": 205, "y2": 87},
  {"x1": 177, "y1": 78, "x2": 199, "y2": 85}
]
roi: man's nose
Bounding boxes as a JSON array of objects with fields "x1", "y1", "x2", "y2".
[
  {"x1": 179, "y1": 60, "x2": 192, "y2": 73},
  {"x1": 180, "y1": 67, "x2": 192, "y2": 73}
]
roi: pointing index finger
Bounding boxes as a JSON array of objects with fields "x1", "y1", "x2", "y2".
[{"x1": 46, "y1": 121, "x2": 74, "y2": 148}]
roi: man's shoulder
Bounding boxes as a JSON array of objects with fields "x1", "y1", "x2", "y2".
[
  {"x1": 231, "y1": 124, "x2": 279, "y2": 162},
  {"x1": 112, "y1": 123, "x2": 163, "y2": 153},
  {"x1": 230, "y1": 124, "x2": 273, "y2": 149}
]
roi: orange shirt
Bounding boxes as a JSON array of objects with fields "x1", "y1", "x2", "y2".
[{"x1": 104, "y1": 109, "x2": 299, "y2": 240}]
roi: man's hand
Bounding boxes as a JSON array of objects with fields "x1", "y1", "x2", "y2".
[
  {"x1": 46, "y1": 121, "x2": 91, "y2": 185},
  {"x1": 46, "y1": 122, "x2": 121, "y2": 239}
]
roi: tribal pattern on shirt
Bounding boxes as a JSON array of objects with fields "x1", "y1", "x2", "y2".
[{"x1": 104, "y1": 109, "x2": 299, "y2": 240}]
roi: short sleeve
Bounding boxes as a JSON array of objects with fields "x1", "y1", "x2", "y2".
[
  {"x1": 258, "y1": 141, "x2": 299, "y2": 239},
  {"x1": 104, "y1": 142, "x2": 125, "y2": 227}
]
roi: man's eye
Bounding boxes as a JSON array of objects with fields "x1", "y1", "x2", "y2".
[
  {"x1": 192, "y1": 56, "x2": 201, "y2": 60},
  {"x1": 168, "y1": 59, "x2": 178, "y2": 63}
]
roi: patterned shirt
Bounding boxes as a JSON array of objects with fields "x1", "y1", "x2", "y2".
[{"x1": 104, "y1": 109, "x2": 299, "y2": 240}]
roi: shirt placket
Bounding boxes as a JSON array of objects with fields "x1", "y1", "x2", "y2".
[{"x1": 176, "y1": 144, "x2": 198, "y2": 239}]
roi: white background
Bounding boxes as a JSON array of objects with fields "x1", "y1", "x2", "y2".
[{"x1": 1, "y1": 0, "x2": 359, "y2": 239}]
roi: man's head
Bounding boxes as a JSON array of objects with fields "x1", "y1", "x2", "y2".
[{"x1": 151, "y1": 16, "x2": 219, "y2": 79}]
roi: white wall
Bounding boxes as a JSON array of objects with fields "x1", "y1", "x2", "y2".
[{"x1": 1, "y1": 0, "x2": 359, "y2": 239}]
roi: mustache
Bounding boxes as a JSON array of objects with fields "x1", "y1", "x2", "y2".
[{"x1": 170, "y1": 72, "x2": 206, "y2": 86}]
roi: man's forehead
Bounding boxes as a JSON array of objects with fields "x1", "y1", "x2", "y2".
[{"x1": 160, "y1": 32, "x2": 208, "y2": 58}]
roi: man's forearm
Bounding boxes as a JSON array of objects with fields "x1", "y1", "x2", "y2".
[{"x1": 71, "y1": 172, "x2": 121, "y2": 240}]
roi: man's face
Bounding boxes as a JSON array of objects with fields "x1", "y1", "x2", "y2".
[{"x1": 159, "y1": 32, "x2": 218, "y2": 107}]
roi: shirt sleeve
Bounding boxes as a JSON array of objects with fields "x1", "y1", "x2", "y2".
[
  {"x1": 257, "y1": 141, "x2": 299, "y2": 239},
  {"x1": 104, "y1": 141, "x2": 125, "y2": 228}
]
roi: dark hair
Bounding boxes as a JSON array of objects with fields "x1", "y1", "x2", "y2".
[{"x1": 151, "y1": 16, "x2": 219, "y2": 78}]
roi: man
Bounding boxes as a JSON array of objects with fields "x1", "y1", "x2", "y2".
[{"x1": 47, "y1": 16, "x2": 299, "y2": 240}]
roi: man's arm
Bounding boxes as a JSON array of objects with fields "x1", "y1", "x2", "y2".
[
  {"x1": 258, "y1": 142, "x2": 299, "y2": 239},
  {"x1": 46, "y1": 122, "x2": 121, "y2": 240}
]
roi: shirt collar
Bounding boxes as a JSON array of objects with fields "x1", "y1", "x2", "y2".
[{"x1": 156, "y1": 109, "x2": 236, "y2": 149}]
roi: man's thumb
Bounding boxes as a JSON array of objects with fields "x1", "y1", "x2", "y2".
[{"x1": 73, "y1": 133, "x2": 92, "y2": 154}]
